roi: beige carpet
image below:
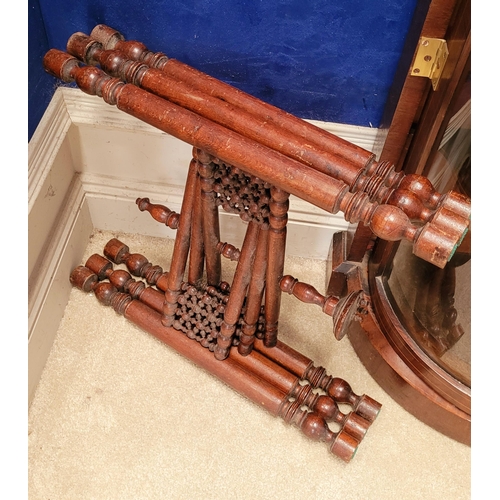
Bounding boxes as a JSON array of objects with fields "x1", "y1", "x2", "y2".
[{"x1": 28, "y1": 230, "x2": 471, "y2": 500}]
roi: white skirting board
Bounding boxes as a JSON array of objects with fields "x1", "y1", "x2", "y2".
[{"x1": 28, "y1": 86, "x2": 380, "y2": 405}]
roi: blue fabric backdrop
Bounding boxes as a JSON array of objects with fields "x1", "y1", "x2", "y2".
[{"x1": 29, "y1": 0, "x2": 418, "y2": 140}]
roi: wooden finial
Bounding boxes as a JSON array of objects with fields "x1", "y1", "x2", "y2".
[
  {"x1": 69, "y1": 266, "x2": 132, "y2": 315},
  {"x1": 136, "y1": 197, "x2": 180, "y2": 229}
]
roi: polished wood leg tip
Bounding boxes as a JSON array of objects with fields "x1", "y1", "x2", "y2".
[
  {"x1": 355, "y1": 395, "x2": 382, "y2": 423},
  {"x1": 330, "y1": 430, "x2": 359, "y2": 463},
  {"x1": 69, "y1": 265, "x2": 98, "y2": 292},
  {"x1": 213, "y1": 346, "x2": 230, "y2": 361},
  {"x1": 341, "y1": 412, "x2": 371, "y2": 442}
]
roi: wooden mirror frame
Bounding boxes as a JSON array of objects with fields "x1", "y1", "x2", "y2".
[{"x1": 333, "y1": 0, "x2": 471, "y2": 445}]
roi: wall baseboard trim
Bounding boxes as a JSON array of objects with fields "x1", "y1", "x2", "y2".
[
  {"x1": 28, "y1": 88, "x2": 72, "y2": 205},
  {"x1": 28, "y1": 86, "x2": 380, "y2": 405}
]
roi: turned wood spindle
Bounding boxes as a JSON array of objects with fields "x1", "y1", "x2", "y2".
[
  {"x1": 85, "y1": 253, "x2": 165, "y2": 313},
  {"x1": 133, "y1": 197, "x2": 242, "y2": 267},
  {"x1": 136, "y1": 197, "x2": 179, "y2": 229},
  {"x1": 287, "y1": 383, "x2": 371, "y2": 441},
  {"x1": 216, "y1": 241, "x2": 241, "y2": 262},
  {"x1": 80, "y1": 26, "x2": 471, "y2": 228},
  {"x1": 305, "y1": 368, "x2": 382, "y2": 424},
  {"x1": 264, "y1": 187, "x2": 289, "y2": 347},
  {"x1": 103, "y1": 238, "x2": 381, "y2": 421},
  {"x1": 87, "y1": 24, "x2": 375, "y2": 170},
  {"x1": 187, "y1": 173, "x2": 206, "y2": 285},
  {"x1": 355, "y1": 162, "x2": 471, "y2": 227},
  {"x1": 67, "y1": 31, "x2": 373, "y2": 192},
  {"x1": 102, "y1": 238, "x2": 165, "y2": 287},
  {"x1": 85, "y1": 257, "x2": 373, "y2": 443},
  {"x1": 43, "y1": 49, "x2": 466, "y2": 268},
  {"x1": 254, "y1": 338, "x2": 382, "y2": 423},
  {"x1": 215, "y1": 220, "x2": 260, "y2": 360},
  {"x1": 195, "y1": 148, "x2": 222, "y2": 286},
  {"x1": 238, "y1": 226, "x2": 269, "y2": 356},
  {"x1": 70, "y1": 264, "x2": 360, "y2": 462},
  {"x1": 162, "y1": 159, "x2": 198, "y2": 326},
  {"x1": 237, "y1": 355, "x2": 371, "y2": 444},
  {"x1": 280, "y1": 275, "x2": 366, "y2": 341},
  {"x1": 280, "y1": 275, "x2": 340, "y2": 317},
  {"x1": 397, "y1": 174, "x2": 471, "y2": 219},
  {"x1": 256, "y1": 335, "x2": 382, "y2": 422},
  {"x1": 69, "y1": 265, "x2": 132, "y2": 315}
]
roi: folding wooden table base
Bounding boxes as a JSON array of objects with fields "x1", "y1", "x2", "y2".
[{"x1": 42, "y1": 25, "x2": 471, "y2": 462}]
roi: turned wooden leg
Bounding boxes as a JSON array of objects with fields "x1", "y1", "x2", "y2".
[
  {"x1": 44, "y1": 48, "x2": 469, "y2": 269},
  {"x1": 307, "y1": 370, "x2": 382, "y2": 424},
  {"x1": 136, "y1": 197, "x2": 180, "y2": 229},
  {"x1": 235, "y1": 351, "x2": 370, "y2": 443},
  {"x1": 162, "y1": 158, "x2": 199, "y2": 327},
  {"x1": 83, "y1": 253, "x2": 372, "y2": 442},
  {"x1": 238, "y1": 225, "x2": 269, "y2": 356},
  {"x1": 196, "y1": 148, "x2": 222, "y2": 286},
  {"x1": 85, "y1": 253, "x2": 166, "y2": 313},
  {"x1": 70, "y1": 264, "x2": 360, "y2": 462},
  {"x1": 280, "y1": 274, "x2": 365, "y2": 341},
  {"x1": 188, "y1": 173, "x2": 205, "y2": 285},
  {"x1": 264, "y1": 187, "x2": 289, "y2": 347},
  {"x1": 101, "y1": 238, "x2": 382, "y2": 423},
  {"x1": 103, "y1": 237, "x2": 166, "y2": 287},
  {"x1": 214, "y1": 220, "x2": 260, "y2": 360},
  {"x1": 254, "y1": 338, "x2": 382, "y2": 423}
]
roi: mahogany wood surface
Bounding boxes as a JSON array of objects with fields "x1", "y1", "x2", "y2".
[
  {"x1": 136, "y1": 197, "x2": 179, "y2": 229},
  {"x1": 403, "y1": 0, "x2": 471, "y2": 176},
  {"x1": 67, "y1": 31, "x2": 371, "y2": 189},
  {"x1": 340, "y1": 0, "x2": 471, "y2": 445},
  {"x1": 376, "y1": 0, "x2": 458, "y2": 165},
  {"x1": 101, "y1": 237, "x2": 382, "y2": 425},
  {"x1": 43, "y1": 49, "x2": 470, "y2": 268},
  {"x1": 371, "y1": 275, "x2": 470, "y2": 414},
  {"x1": 86, "y1": 25, "x2": 375, "y2": 169},
  {"x1": 337, "y1": 223, "x2": 471, "y2": 444},
  {"x1": 187, "y1": 174, "x2": 205, "y2": 285},
  {"x1": 238, "y1": 226, "x2": 269, "y2": 356},
  {"x1": 67, "y1": 29, "x2": 471, "y2": 232},
  {"x1": 43, "y1": 22, "x2": 472, "y2": 451},
  {"x1": 70, "y1": 264, "x2": 371, "y2": 462},
  {"x1": 346, "y1": 0, "x2": 459, "y2": 261},
  {"x1": 215, "y1": 220, "x2": 259, "y2": 360},
  {"x1": 196, "y1": 149, "x2": 223, "y2": 287},
  {"x1": 161, "y1": 159, "x2": 198, "y2": 328},
  {"x1": 263, "y1": 187, "x2": 288, "y2": 348},
  {"x1": 84, "y1": 252, "x2": 374, "y2": 443},
  {"x1": 348, "y1": 310, "x2": 470, "y2": 445}
]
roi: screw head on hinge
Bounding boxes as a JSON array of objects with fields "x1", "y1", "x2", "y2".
[{"x1": 411, "y1": 37, "x2": 449, "y2": 90}]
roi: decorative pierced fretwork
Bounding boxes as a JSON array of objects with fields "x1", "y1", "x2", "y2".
[
  {"x1": 212, "y1": 160, "x2": 271, "y2": 225},
  {"x1": 171, "y1": 281, "x2": 266, "y2": 351},
  {"x1": 102, "y1": 237, "x2": 268, "y2": 353},
  {"x1": 83, "y1": 247, "x2": 376, "y2": 444}
]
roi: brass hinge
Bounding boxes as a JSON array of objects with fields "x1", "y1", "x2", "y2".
[{"x1": 410, "y1": 37, "x2": 449, "y2": 90}]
